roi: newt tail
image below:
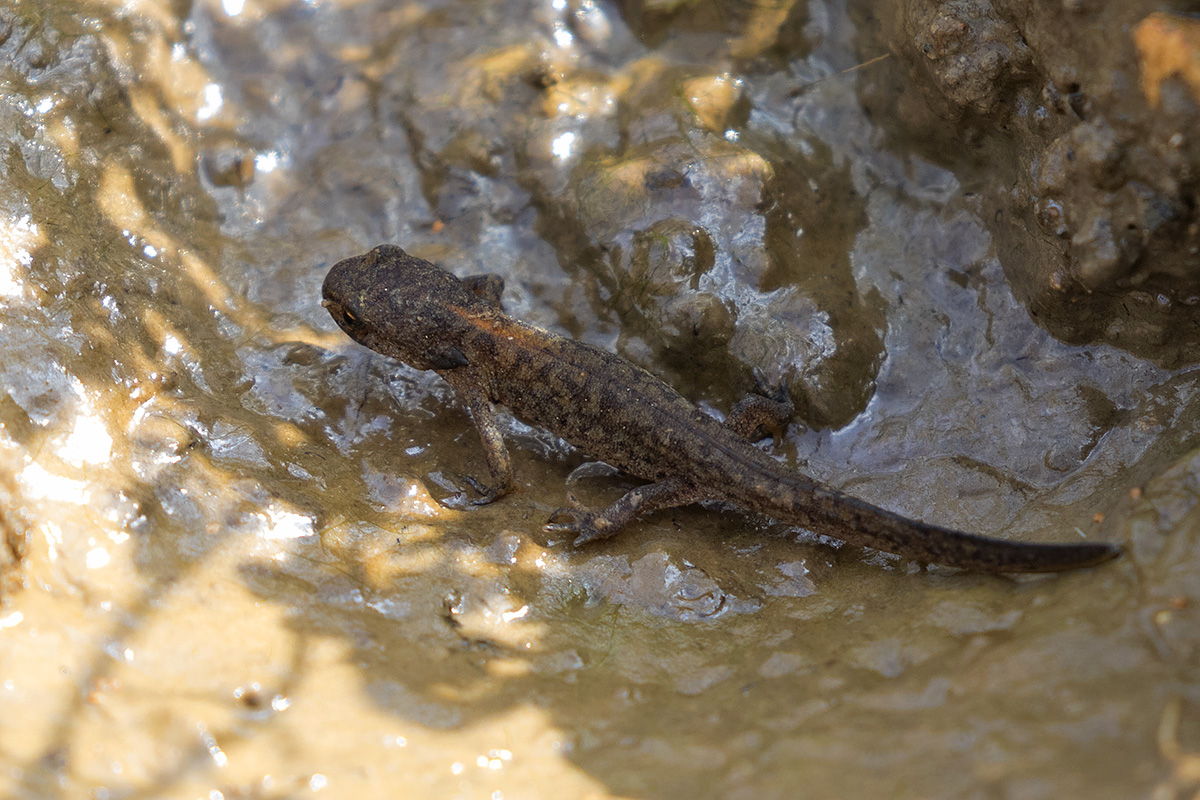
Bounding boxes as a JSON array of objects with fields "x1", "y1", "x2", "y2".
[{"x1": 735, "y1": 476, "x2": 1119, "y2": 572}]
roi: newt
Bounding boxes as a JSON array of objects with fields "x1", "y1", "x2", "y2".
[{"x1": 321, "y1": 244, "x2": 1120, "y2": 573}]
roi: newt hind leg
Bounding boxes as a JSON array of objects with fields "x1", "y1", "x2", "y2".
[
  {"x1": 545, "y1": 477, "x2": 705, "y2": 546},
  {"x1": 546, "y1": 383, "x2": 796, "y2": 545},
  {"x1": 725, "y1": 383, "x2": 796, "y2": 444}
]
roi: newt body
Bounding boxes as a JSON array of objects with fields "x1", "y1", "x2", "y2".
[{"x1": 322, "y1": 244, "x2": 1120, "y2": 573}]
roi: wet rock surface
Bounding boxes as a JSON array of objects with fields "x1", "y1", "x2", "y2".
[
  {"x1": 872, "y1": 1, "x2": 1200, "y2": 365},
  {"x1": 0, "y1": 1, "x2": 1198, "y2": 798}
]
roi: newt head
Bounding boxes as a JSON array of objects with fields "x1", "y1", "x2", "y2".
[{"x1": 321, "y1": 244, "x2": 482, "y2": 371}]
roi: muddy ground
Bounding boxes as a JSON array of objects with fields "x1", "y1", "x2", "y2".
[{"x1": 0, "y1": 1, "x2": 1198, "y2": 798}]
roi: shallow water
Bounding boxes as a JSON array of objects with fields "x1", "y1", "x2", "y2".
[{"x1": 0, "y1": 1, "x2": 1198, "y2": 798}]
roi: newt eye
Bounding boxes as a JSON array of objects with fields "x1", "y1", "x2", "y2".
[{"x1": 342, "y1": 308, "x2": 360, "y2": 326}]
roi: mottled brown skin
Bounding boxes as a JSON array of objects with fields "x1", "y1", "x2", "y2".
[{"x1": 322, "y1": 244, "x2": 1121, "y2": 573}]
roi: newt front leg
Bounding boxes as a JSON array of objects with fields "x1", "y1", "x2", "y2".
[
  {"x1": 442, "y1": 369, "x2": 513, "y2": 504},
  {"x1": 460, "y1": 273, "x2": 505, "y2": 308}
]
